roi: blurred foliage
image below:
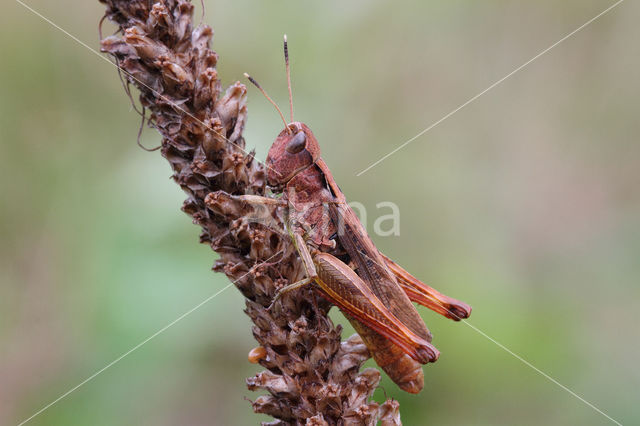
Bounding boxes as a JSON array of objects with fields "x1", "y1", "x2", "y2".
[{"x1": 1, "y1": 0, "x2": 639, "y2": 425}]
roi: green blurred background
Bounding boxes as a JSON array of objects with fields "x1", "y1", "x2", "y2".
[{"x1": 1, "y1": 0, "x2": 638, "y2": 424}]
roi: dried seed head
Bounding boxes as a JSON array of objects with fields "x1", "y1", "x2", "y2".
[{"x1": 99, "y1": 0, "x2": 397, "y2": 423}]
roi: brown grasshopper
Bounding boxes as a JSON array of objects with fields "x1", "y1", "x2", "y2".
[{"x1": 222, "y1": 37, "x2": 471, "y2": 393}]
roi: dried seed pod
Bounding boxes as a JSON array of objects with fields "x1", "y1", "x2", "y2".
[
  {"x1": 148, "y1": 3, "x2": 172, "y2": 30},
  {"x1": 157, "y1": 55, "x2": 193, "y2": 89},
  {"x1": 378, "y1": 400, "x2": 402, "y2": 426},
  {"x1": 100, "y1": 35, "x2": 136, "y2": 57},
  {"x1": 215, "y1": 82, "x2": 247, "y2": 142},
  {"x1": 306, "y1": 415, "x2": 329, "y2": 426},
  {"x1": 194, "y1": 67, "x2": 220, "y2": 110},
  {"x1": 124, "y1": 26, "x2": 169, "y2": 61}
]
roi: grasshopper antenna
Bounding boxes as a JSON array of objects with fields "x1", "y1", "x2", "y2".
[
  {"x1": 244, "y1": 72, "x2": 292, "y2": 134},
  {"x1": 284, "y1": 34, "x2": 294, "y2": 123}
]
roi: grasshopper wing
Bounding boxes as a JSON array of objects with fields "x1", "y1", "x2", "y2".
[{"x1": 313, "y1": 252, "x2": 439, "y2": 364}]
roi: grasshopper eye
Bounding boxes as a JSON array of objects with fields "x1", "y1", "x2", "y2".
[{"x1": 286, "y1": 131, "x2": 307, "y2": 154}]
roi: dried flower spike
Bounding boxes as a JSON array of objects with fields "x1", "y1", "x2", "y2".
[{"x1": 98, "y1": 0, "x2": 399, "y2": 424}]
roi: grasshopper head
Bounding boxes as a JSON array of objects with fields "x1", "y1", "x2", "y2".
[{"x1": 266, "y1": 122, "x2": 321, "y2": 188}]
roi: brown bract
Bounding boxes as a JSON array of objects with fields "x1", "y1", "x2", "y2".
[{"x1": 98, "y1": 0, "x2": 399, "y2": 424}]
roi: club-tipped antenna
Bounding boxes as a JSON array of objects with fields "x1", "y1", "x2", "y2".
[
  {"x1": 244, "y1": 72, "x2": 291, "y2": 133},
  {"x1": 284, "y1": 34, "x2": 294, "y2": 123}
]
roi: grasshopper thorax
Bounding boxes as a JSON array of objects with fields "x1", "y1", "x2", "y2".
[{"x1": 266, "y1": 122, "x2": 321, "y2": 188}]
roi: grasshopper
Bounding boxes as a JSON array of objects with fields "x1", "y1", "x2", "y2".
[{"x1": 225, "y1": 37, "x2": 471, "y2": 393}]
